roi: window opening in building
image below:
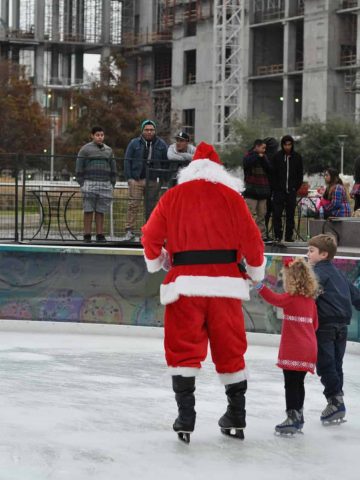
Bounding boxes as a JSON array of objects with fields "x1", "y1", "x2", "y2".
[
  {"x1": 184, "y1": 50, "x2": 196, "y2": 85},
  {"x1": 183, "y1": 109, "x2": 195, "y2": 137},
  {"x1": 154, "y1": 51, "x2": 172, "y2": 89}
]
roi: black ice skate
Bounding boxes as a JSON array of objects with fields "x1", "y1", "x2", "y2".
[
  {"x1": 275, "y1": 409, "x2": 302, "y2": 435},
  {"x1": 173, "y1": 418, "x2": 194, "y2": 444},
  {"x1": 172, "y1": 376, "x2": 196, "y2": 444},
  {"x1": 321, "y1": 395, "x2": 346, "y2": 425},
  {"x1": 218, "y1": 380, "x2": 247, "y2": 440}
]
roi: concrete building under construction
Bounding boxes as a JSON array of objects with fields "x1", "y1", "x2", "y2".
[
  {"x1": 1, "y1": 1, "x2": 360, "y2": 147},
  {"x1": 121, "y1": 0, "x2": 360, "y2": 146},
  {"x1": 0, "y1": 0, "x2": 122, "y2": 131}
]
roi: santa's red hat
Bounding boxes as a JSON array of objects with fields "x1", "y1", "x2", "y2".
[{"x1": 192, "y1": 141, "x2": 222, "y2": 165}]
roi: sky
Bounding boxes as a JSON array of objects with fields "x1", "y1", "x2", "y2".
[{"x1": 0, "y1": 324, "x2": 359, "y2": 480}]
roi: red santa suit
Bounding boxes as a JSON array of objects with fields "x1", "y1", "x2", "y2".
[{"x1": 141, "y1": 142, "x2": 266, "y2": 385}]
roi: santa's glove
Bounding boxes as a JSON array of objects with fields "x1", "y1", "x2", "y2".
[{"x1": 161, "y1": 248, "x2": 171, "y2": 272}]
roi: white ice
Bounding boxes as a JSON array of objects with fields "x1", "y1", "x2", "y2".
[{"x1": 0, "y1": 322, "x2": 359, "y2": 480}]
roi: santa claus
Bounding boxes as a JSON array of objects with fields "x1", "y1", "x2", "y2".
[{"x1": 141, "y1": 141, "x2": 266, "y2": 442}]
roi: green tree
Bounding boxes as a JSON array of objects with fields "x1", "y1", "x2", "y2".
[
  {"x1": 59, "y1": 55, "x2": 151, "y2": 157},
  {"x1": 298, "y1": 118, "x2": 360, "y2": 174},
  {"x1": 0, "y1": 60, "x2": 50, "y2": 153}
]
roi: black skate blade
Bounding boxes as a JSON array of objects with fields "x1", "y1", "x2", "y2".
[
  {"x1": 322, "y1": 418, "x2": 347, "y2": 426},
  {"x1": 221, "y1": 427, "x2": 244, "y2": 440},
  {"x1": 274, "y1": 429, "x2": 301, "y2": 436},
  {"x1": 177, "y1": 432, "x2": 191, "y2": 444}
]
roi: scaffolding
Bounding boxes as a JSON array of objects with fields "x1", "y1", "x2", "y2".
[
  {"x1": 44, "y1": 0, "x2": 106, "y2": 43},
  {"x1": 212, "y1": 0, "x2": 245, "y2": 146},
  {"x1": 344, "y1": 71, "x2": 360, "y2": 93},
  {"x1": 253, "y1": 0, "x2": 285, "y2": 24},
  {"x1": 159, "y1": 0, "x2": 212, "y2": 30}
]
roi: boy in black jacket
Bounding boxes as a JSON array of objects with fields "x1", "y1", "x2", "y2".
[
  {"x1": 270, "y1": 135, "x2": 303, "y2": 242},
  {"x1": 307, "y1": 234, "x2": 360, "y2": 424}
]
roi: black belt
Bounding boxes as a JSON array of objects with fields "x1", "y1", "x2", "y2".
[{"x1": 172, "y1": 250, "x2": 237, "y2": 266}]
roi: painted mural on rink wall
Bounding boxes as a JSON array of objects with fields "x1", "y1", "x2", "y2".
[{"x1": 0, "y1": 246, "x2": 359, "y2": 342}]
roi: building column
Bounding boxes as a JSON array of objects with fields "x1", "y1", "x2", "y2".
[
  {"x1": 282, "y1": 18, "x2": 296, "y2": 128},
  {"x1": 355, "y1": 11, "x2": 360, "y2": 122},
  {"x1": 282, "y1": 77, "x2": 295, "y2": 129},
  {"x1": 102, "y1": 0, "x2": 111, "y2": 44},
  {"x1": 75, "y1": 52, "x2": 84, "y2": 83},
  {"x1": 52, "y1": 0, "x2": 60, "y2": 41},
  {"x1": 100, "y1": 0, "x2": 111, "y2": 82},
  {"x1": 35, "y1": 0, "x2": 45, "y2": 41},
  {"x1": 10, "y1": 0, "x2": 20, "y2": 29},
  {"x1": 0, "y1": 0, "x2": 9, "y2": 29}
]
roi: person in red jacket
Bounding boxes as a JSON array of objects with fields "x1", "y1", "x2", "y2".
[
  {"x1": 254, "y1": 257, "x2": 318, "y2": 434},
  {"x1": 141, "y1": 142, "x2": 266, "y2": 443}
]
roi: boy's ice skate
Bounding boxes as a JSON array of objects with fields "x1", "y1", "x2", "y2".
[
  {"x1": 275, "y1": 409, "x2": 302, "y2": 435},
  {"x1": 321, "y1": 395, "x2": 346, "y2": 425}
]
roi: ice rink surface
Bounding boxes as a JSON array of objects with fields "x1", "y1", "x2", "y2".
[{"x1": 0, "y1": 323, "x2": 359, "y2": 480}]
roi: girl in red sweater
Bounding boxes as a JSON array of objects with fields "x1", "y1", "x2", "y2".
[{"x1": 254, "y1": 257, "x2": 318, "y2": 434}]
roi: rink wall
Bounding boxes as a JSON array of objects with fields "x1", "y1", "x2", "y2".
[{"x1": 0, "y1": 244, "x2": 359, "y2": 342}]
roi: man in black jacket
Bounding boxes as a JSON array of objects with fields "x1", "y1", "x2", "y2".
[{"x1": 270, "y1": 135, "x2": 303, "y2": 242}]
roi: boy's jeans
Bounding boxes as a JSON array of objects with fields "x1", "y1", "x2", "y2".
[{"x1": 316, "y1": 323, "x2": 348, "y2": 399}]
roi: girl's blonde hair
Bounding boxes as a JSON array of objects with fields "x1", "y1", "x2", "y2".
[{"x1": 283, "y1": 258, "x2": 318, "y2": 298}]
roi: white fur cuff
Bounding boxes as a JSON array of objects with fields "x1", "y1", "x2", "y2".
[
  {"x1": 168, "y1": 367, "x2": 200, "y2": 377},
  {"x1": 245, "y1": 257, "x2": 267, "y2": 282},
  {"x1": 218, "y1": 368, "x2": 248, "y2": 385},
  {"x1": 144, "y1": 248, "x2": 170, "y2": 273}
]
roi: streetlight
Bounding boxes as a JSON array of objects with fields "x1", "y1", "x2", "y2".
[
  {"x1": 49, "y1": 114, "x2": 57, "y2": 181},
  {"x1": 337, "y1": 134, "x2": 348, "y2": 175}
]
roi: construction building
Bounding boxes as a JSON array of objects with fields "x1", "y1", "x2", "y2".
[
  {"x1": 0, "y1": 0, "x2": 122, "y2": 131},
  {"x1": 121, "y1": 0, "x2": 360, "y2": 147},
  {"x1": 2, "y1": 1, "x2": 360, "y2": 148}
]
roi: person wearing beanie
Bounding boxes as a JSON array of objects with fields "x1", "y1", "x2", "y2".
[
  {"x1": 141, "y1": 141, "x2": 266, "y2": 443},
  {"x1": 123, "y1": 120, "x2": 168, "y2": 241}
]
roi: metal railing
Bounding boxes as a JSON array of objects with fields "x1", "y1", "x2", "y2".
[{"x1": 0, "y1": 153, "x2": 188, "y2": 243}]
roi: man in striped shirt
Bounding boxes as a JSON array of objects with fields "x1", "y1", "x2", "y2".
[{"x1": 76, "y1": 126, "x2": 117, "y2": 243}]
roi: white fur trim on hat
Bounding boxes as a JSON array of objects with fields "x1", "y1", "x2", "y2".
[
  {"x1": 168, "y1": 367, "x2": 200, "y2": 377},
  {"x1": 218, "y1": 368, "x2": 248, "y2": 385},
  {"x1": 160, "y1": 275, "x2": 250, "y2": 305},
  {"x1": 177, "y1": 159, "x2": 244, "y2": 192},
  {"x1": 245, "y1": 257, "x2": 267, "y2": 282},
  {"x1": 144, "y1": 248, "x2": 170, "y2": 273}
]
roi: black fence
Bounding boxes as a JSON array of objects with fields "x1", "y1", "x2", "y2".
[{"x1": 0, "y1": 153, "x2": 188, "y2": 243}]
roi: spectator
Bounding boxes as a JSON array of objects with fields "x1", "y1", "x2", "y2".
[
  {"x1": 167, "y1": 131, "x2": 196, "y2": 162},
  {"x1": 263, "y1": 137, "x2": 279, "y2": 241},
  {"x1": 76, "y1": 126, "x2": 116, "y2": 243},
  {"x1": 123, "y1": 120, "x2": 168, "y2": 241},
  {"x1": 320, "y1": 167, "x2": 351, "y2": 218},
  {"x1": 167, "y1": 131, "x2": 196, "y2": 187},
  {"x1": 350, "y1": 156, "x2": 360, "y2": 212},
  {"x1": 243, "y1": 139, "x2": 272, "y2": 240},
  {"x1": 270, "y1": 135, "x2": 303, "y2": 243}
]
